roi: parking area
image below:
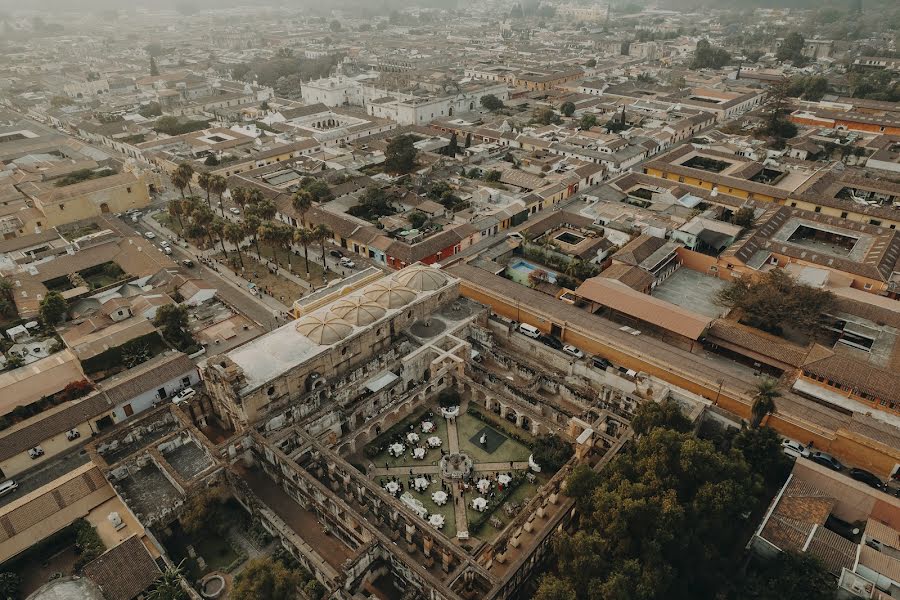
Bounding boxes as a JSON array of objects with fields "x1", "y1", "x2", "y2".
[{"x1": 651, "y1": 268, "x2": 728, "y2": 319}]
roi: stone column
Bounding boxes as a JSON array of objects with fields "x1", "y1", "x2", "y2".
[
  {"x1": 500, "y1": 404, "x2": 508, "y2": 418},
  {"x1": 515, "y1": 413, "x2": 523, "y2": 427},
  {"x1": 405, "y1": 522, "x2": 417, "y2": 554},
  {"x1": 442, "y1": 550, "x2": 452, "y2": 573}
]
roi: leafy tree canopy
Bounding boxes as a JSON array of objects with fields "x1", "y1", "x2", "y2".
[{"x1": 716, "y1": 269, "x2": 834, "y2": 336}]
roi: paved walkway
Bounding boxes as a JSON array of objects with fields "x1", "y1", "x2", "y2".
[
  {"x1": 446, "y1": 417, "x2": 461, "y2": 454},
  {"x1": 473, "y1": 461, "x2": 529, "y2": 472},
  {"x1": 140, "y1": 212, "x2": 291, "y2": 318}
]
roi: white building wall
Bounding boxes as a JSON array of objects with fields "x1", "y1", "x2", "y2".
[{"x1": 110, "y1": 367, "x2": 200, "y2": 423}]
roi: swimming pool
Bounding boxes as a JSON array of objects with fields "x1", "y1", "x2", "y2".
[{"x1": 506, "y1": 259, "x2": 558, "y2": 285}]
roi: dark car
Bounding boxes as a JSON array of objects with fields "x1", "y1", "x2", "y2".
[
  {"x1": 539, "y1": 335, "x2": 563, "y2": 350},
  {"x1": 849, "y1": 468, "x2": 885, "y2": 490},
  {"x1": 329, "y1": 249, "x2": 343, "y2": 258},
  {"x1": 181, "y1": 259, "x2": 195, "y2": 268},
  {"x1": 592, "y1": 356, "x2": 611, "y2": 370},
  {"x1": 809, "y1": 451, "x2": 843, "y2": 471}
]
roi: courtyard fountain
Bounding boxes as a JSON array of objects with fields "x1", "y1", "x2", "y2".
[{"x1": 440, "y1": 452, "x2": 474, "y2": 479}]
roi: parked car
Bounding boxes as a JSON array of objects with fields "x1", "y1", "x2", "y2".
[
  {"x1": 539, "y1": 335, "x2": 563, "y2": 350},
  {"x1": 172, "y1": 388, "x2": 196, "y2": 404},
  {"x1": 517, "y1": 323, "x2": 540, "y2": 339},
  {"x1": 339, "y1": 257, "x2": 356, "y2": 268},
  {"x1": 144, "y1": 231, "x2": 156, "y2": 239},
  {"x1": 181, "y1": 259, "x2": 195, "y2": 268},
  {"x1": 591, "y1": 356, "x2": 611, "y2": 370},
  {"x1": 160, "y1": 240, "x2": 170, "y2": 247},
  {"x1": 562, "y1": 344, "x2": 584, "y2": 359},
  {"x1": 161, "y1": 246, "x2": 172, "y2": 255},
  {"x1": 229, "y1": 207, "x2": 240, "y2": 215},
  {"x1": 0, "y1": 480, "x2": 18, "y2": 497},
  {"x1": 329, "y1": 249, "x2": 344, "y2": 258},
  {"x1": 849, "y1": 468, "x2": 885, "y2": 490},
  {"x1": 781, "y1": 439, "x2": 810, "y2": 459},
  {"x1": 809, "y1": 451, "x2": 843, "y2": 471}
]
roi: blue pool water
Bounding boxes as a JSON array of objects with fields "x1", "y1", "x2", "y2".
[{"x1": 506, "y1": 259, "x2": 558, "y2": 285}]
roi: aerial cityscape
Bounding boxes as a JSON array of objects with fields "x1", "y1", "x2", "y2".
[{"x1": 0, "y1": 0, "x2": 899, "y2": 598}]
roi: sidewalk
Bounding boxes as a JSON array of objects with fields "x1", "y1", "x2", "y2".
[{"x1": 142, "y1": 212, "x2": 290, "y2": 315}]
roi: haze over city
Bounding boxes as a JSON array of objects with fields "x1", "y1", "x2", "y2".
[{"x1": 0, "y1": 1, "x2": 899, "y2": 599}]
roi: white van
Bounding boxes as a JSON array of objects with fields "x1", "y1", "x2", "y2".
[
  {"x1": 517, "y1": 323, "x2": 541, "y2": 339},
  {"x1": 0, "y1": 479, "x2": 18, "y2": 497}
]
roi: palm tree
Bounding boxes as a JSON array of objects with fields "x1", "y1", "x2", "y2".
[
  {"x1": 276, "y1": 223, "x2": 294, "y2": 271},
  {"x1": 225, "y1": 222, "x2": 245, "y2": 268},
  {"x1": 170, "y1": 169, "x2": 189, "y2": 199},
  {"x1": 191, "y1": 204, "x2": 214, "y2": 248},
  {"x1": 175, "y1": 163, "x2": 195, "y2": 197},
  {"x1": 167, "y1": 198, "x2": 184, "y2": 229},
  {"x1": 147, "y1": 560, "x2": 187, "y2": 600},
  {"x1": 291, "y1": 189, "x2": 313, "y2": 228},
  {"x1": 210, "y1": 175, "x2": 227, "y2": 216},
  {"x1": 231, "y1": 186, "x2": 249, "y2": 213},
  {"x1": 210, "y1": 217, "x2": 227, "y2": 257},
  {"x1": 253, "y1": 198, "x2": 277, "y2": 222},
  {"x1": 750, "y1": 377, "x2": 780, "y2": 428},
  {"x1": 313, "y1": 224, "x2": 332, "y2": 272},
  {"x1": 197, "y1": 171, "x2": 212, "y2": 207},
  {"x1": 243, "y1": 213, "x2": 262, "y2": 259},
  {"x1": 246, "y1": 188, "x2": 263, "y2": 208},
  {"x1": 259, "y1": 221, "x2": 281, "y2": 266},
  {"x1": 294, "y1": 227, "x2": 315, "y2": 277}
]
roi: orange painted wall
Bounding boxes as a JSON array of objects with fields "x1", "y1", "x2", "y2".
[{"x1": 458, "y1": 278, "x2": 900, "y2": 475}]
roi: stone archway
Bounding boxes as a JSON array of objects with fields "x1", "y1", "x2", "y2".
[{"x1": 99, "y1": 202, "x2": 110, "y2": 214}]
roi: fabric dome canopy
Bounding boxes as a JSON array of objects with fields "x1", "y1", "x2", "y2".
[
  {"x1": 363, "y1": 281, "x2": 417, "y2": 309},
  {"x1": 329, "y1": 296, "x2": 387, "y2": 326},
  {"x1": 295, "y1": 313, "x2": 353, "y2": 345},
  {"x1": 392, "y1": 265, "x2": 448, "y2": 292}
]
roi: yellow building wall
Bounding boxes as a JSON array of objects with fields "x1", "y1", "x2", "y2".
[{"x1": 37, "y1": 180, "x2": 151, "y2": 228}]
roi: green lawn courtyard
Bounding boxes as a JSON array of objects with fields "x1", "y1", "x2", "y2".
[
  {"x1": 355, "y1": 397, "x2": 563, "y2": 544},
  {"x1": 456, "y1": 413, "x2": 532, "y2": 464},
  {"x1": 365, "y1": 409, "x2": 451, "y2": 470}
]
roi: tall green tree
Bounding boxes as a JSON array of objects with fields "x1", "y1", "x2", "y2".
[
  {"x1": 231, "y1": 557, "x2": 304, "y2": 600},
  {"x1": 210, "y1": 174, "x2": 227, "y2": 215},
  {"x1": 243, "y1": 213, "x2": 263, "y2": 259},
  {"x1": 384, "y1": 135, "x2": 418, "y2": 174},
  {"x1": 750, "y1": 377, "x2": 780, "y2": 428},
  {"x1": 313, "y1": 224, "x2": 332, "y2": 271},
  {"x1": 293, "y1": 227, "x2": 315, "y2": 277},
  {"x1": 480, "y1": 94, "x2": 504, "y2": 112},
  {"x1": 197, "y1": 171, "x2": 212, "y2": 207},
  {"x1": 174, "y1": 163, "x2": 194, "y2": 197},
  {"x1": 224, "y1": 222, "x2": 245, "y2": 268},
  {"x1": 154, "y1": 304, "x2": 194, "y2": 351},
  {"x1": 291, "y1": 189, "x2": 313, "y2": 227},
  {"x1": 716, "y1": 269, "x2": 833, "y2": 335},
  {"x1": 541, "y1": 426, "x2": 762, "y2": 600},
  {"x1": 561, "y1": 101, "x2": 576, "y2": 117},
  {"x1": 39, "y1": 291, "x2": 67, "y2": 325}
]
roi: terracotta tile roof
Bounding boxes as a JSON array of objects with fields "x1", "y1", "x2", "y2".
[
  {"x1": 83, "y1": 535, "x2": 161, "y2": 600},
  {"x1": 612, "y1": 234, "x2": 667, "y2": 267},
  {"x1": 0, "y1": 392, "x2": 111, "y2": 462},
  {"x1": 0, "y1": 464, "x2": 109, "y2": 543},
  {"x1": 99, "y1": 352, "x2": 195, "y2": 407},
  {"x1": 598, "y1": 263, "x2": 654, "y2": 291},
  {"x1": 760, "y1": 513, "x2": 812, "y2": 551},
  {"x1": 807, "y1": 526, "x2": 857, "y2": 576},
  {"x1": 575, "y1": 277, "x2": 713, "y2": 340},
  {"x1": 707, "y1": 320, "x2": 810, "y2": 367},
  {"x1": 803, "y1": 344, "x2": 900, "y2": 404}
]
